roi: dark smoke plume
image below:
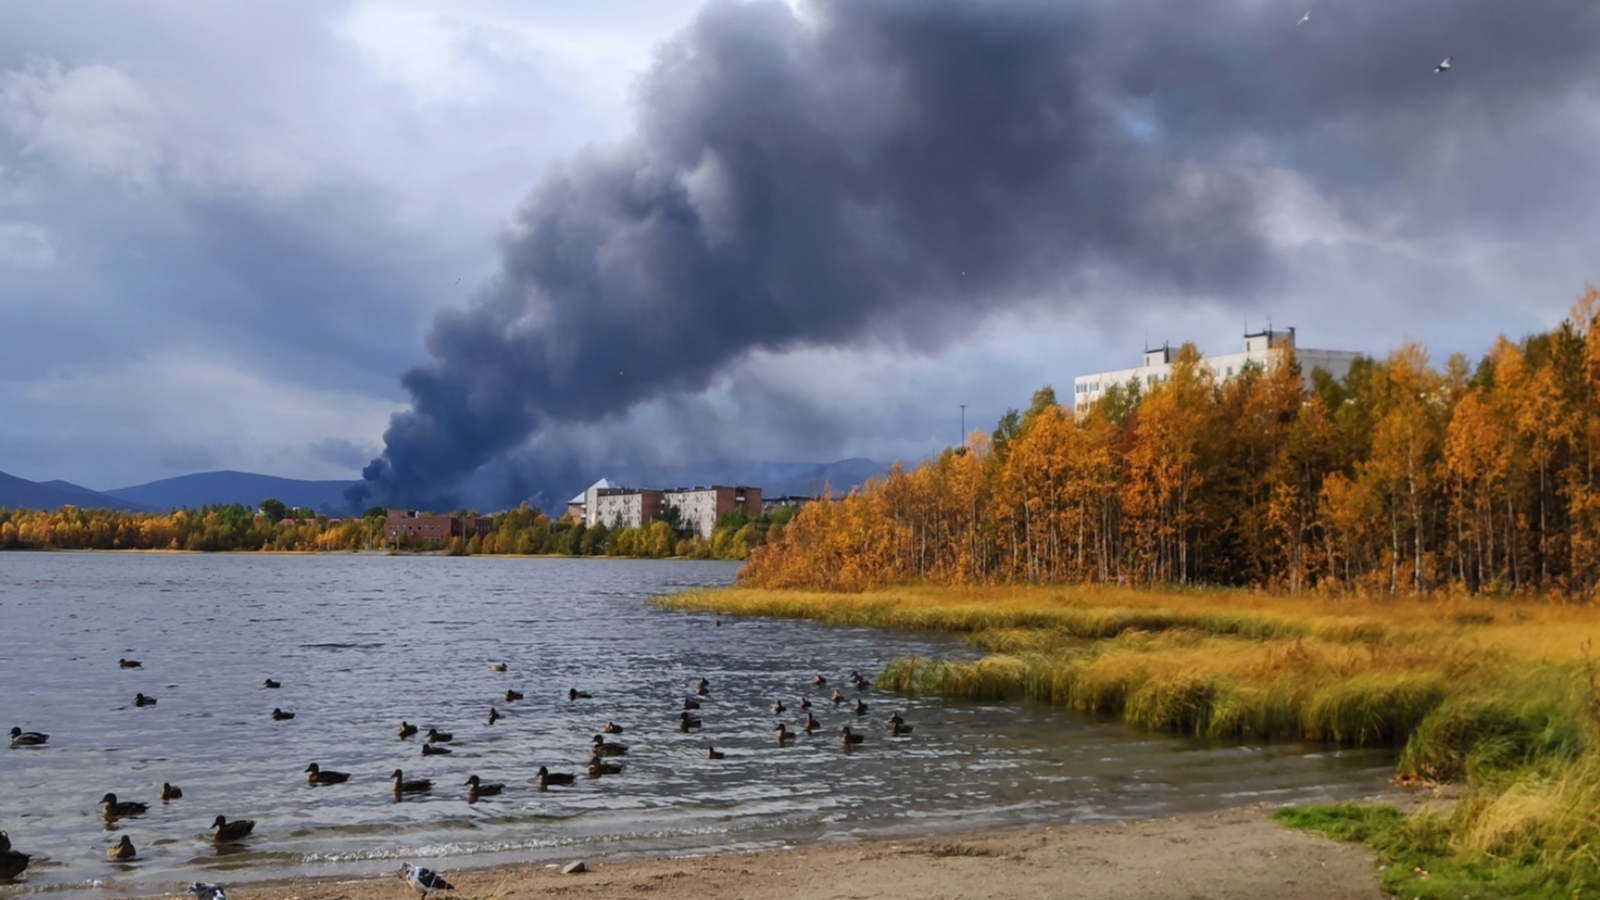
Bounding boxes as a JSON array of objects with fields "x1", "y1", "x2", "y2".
[{"x1": 360, "y1": 0, "x2": 1600, "y2": 507}]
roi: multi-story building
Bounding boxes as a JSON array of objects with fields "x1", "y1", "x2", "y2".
[
  {"x1": 590, "y1": 487, "x2": 665, "y2": 531},
  {"x1": 1071, "y1": 328, "x2": 1360, "y2": 408},
  {"x1": 569, "y1": 481, "x2": 763, "y2": 537},
  {"x1": 661, "y1": 486, "x2": 763, "y2": 538},
  {"x1": 384, "y1": 509, "x2": 492, "y2": 545}
]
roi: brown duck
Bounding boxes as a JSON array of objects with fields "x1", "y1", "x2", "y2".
[
  {"x1": 107, "y1": 835, "x2": 136, "y2": 861},
  {"x1": 101, "y1": 793, "x2": 148, "y2": 819},
  {"x1": 160, "y1": 782, "x2": 183, "y2": 801},
  {"x1": 391, "y1": 768, "x2": 432, "y2": 795},
  {"x1": 305, "y1": 763, "x2": 350, "y2": 785},
  {"x1": 535, "y1": 766, "x2": 575, "y2": 789},
  {"x1": 211, "y1": 815, "x2": 255, "y2": 842},
  {"x1": 839, "y1": 726, "x2": 864, "y2": 747},
  {"x1": 397, "y1": 721, "x2": 419, "y2": 738},
  {"x1": 464, "y1": 775, "x2": 503, "y2": 800}
]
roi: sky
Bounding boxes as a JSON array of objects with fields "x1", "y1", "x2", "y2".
[{"x1": 2, "y1": 0, "x2": 1597, "y2": 507}]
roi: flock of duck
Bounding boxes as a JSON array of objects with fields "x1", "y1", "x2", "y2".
[{"x1": 3, "y1": 654, "x2": 910, "y2": 897}]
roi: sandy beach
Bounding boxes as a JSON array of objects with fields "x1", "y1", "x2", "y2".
[{"x1": 145, "y1": 807, "x2": 1385, "y2": 900}]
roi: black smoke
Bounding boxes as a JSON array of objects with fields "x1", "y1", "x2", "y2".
[{"x1": 360, "y1": 0, "x2": 1600, "y2": 508}]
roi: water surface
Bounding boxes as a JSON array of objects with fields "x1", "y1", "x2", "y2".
[{"x1": 0, "y1": 553, "x2": 1392, "y2": 896}]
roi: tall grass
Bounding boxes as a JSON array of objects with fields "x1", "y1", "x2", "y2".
[{"x1": 659, "y1": 583, "x2": 1600, "y2": 898}]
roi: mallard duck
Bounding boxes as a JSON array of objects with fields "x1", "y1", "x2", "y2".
[
  {"x1": 489, "y1": 663, "x2": 507, "y2": 673},
  {"x1": 119, "y1": 659, "x2": 142, "y2": 669},
  {"x1": 585, "y1": 757, "x2": 621, "y2": 778},
  {"x1": 591, "y1": 735, "x2": 627, "y2": 756},
  {"x1": 0, "y1": 830, "x2": 30, "y2": 880},
  {"x1": 891, "y1": 721, "x2": 915, "y2": 736},
  {"x1": 486, "y1": 707, "x2": 501, "y2": 725},
  {"x1": 705, "y1": 746, "x2": 725, "y2": 760},
  {"x1": 771, "y1": 701, "x2": 786, "y2": 715},
  {"x1": 189, "y1": 882, "x2": 226, "y2": 900},
  {"x1": 211, "y1": 815, "x2": 255, "y2": 842},
  {"x1": 399, "y1": 863, "x2": 453, "y2": 896},
  {"x1": 682, "y1": 697, "x2": 701, "y2": 710},
  {"x1": 9, "y1": 727, "x2": 47, "y2": 747},
  {"x1": 803, "y1": 712, "x2": 820, "y2": 732},
  {"x1": 134, "y1": 693, "x2": 156, "y2": 707},
  {"x1": 160, "y1": 782, "x2": 183, "y2": 801},
  {"x1": 535, "y1": 765, "x2": 575, "y2": 788},
  {"x1": 830, "y1": 689, "x2": 845, "y2": 705},
  {"x1": 677, "y1": 712, "x2": 702, "y2": 731},
  {"x1": 797, "y1": 697, "x2": 812, "y2": 710},
  {"x1": 695, "y1": 678, "x2": 710, "y2": 696},
  {"x1": 840, "y1": 726, "x2": 864, "y2": 746},
  {"x1": 853, "y1": 699, "x2": 869, "y2": 716},
  {"x1": 887, "y1": 712, "x2": 905, "y2": 727},
  {"x1": 602, "y1": 721, "x2": 624, "y2": 734},
  {"x1": 849, "y1": 670, "x2": 872, "y2": 689},
  {"x1": 425, "y1": 728, "x2": 453, "y2": 744},
  {"x1": 262, "y1": 679, "x2": 280, "y2": 689},
  {"x1": 397, "y1": 721, "x2": 419, "y2": 738},
  {"x1": 100, "y1": 793, "x2": 148, "y2": 818},
  {"x1": 463, "y1": 775, "x2": 503, "y2": 799},
  {"x1": 568, "y1": 688, "x2": 591, "y2": 701},
  {"x1": 304, "y1": 763, "x2": 350, "y2": 785},
  {"x1": 107, "y1": 835, "x2": 136, "y2": 860},
  {"x1": 812, "y1": 675, "x2": 827, "y2": 686},
  {"x1": 271, "y1": 708, "x2": 295, "y2": 721},
  {"x1": 420, "y1": 743, "x2": 451, "y2": 757},
  {"x1": 775, "y1": 723, "x2": 794, "y2": 743},
  {"x1": 391, "y1": 769, "x2": 432, "y2": 794},
  {"x1": 503, "y1": 689, "x2": 523, "y2": 702}
]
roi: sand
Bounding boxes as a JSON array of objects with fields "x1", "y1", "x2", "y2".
[{"x1": 172, "y1": 807, "x2": 1385, "y2": 900}]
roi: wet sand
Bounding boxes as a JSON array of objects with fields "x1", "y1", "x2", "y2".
[{"x1": 143, "y1": 807, "x2": 1384, "y2": 900}]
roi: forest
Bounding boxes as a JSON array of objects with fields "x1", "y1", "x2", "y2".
[{"x1": 744, "y1": 288, "x2": 1600, "y2": 597}]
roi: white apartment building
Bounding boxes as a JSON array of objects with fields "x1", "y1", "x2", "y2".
[
  {"x1": 567, "y1": 479, "x2": 762, "y2": 538},
  {"x1": 1072, "y1": 328, "x2": 1360, "y2": 408}
]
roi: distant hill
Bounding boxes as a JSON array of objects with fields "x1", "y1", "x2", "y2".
[
  {"x1": 106, "y1": 470, "x2": 360, "y2": 513},
  {"x1": 0, "y1": 470, "x2": 148, "y2": 511}
]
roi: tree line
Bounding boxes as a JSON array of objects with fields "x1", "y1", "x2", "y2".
[{"x1": 743, "y1": 288, "x2": 1600, "y2": 595}]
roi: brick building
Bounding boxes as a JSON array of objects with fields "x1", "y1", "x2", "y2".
[{"x1": 384, "y1": 509, "x2": 492, "y2": 545}]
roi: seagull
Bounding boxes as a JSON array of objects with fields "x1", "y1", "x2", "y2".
[
  {"x1": 1298, "y1": 10, "x2": 1310, "y2": 24},
  {"x1": 399, "y1": 863, "x2": 454, "y2": 896},
  {"x1": 190, "y1": 883, "x2": 227, "y2": 900},
  {"x1": 1434, "y1": 56, "x2": 1452, "y2": 73}
]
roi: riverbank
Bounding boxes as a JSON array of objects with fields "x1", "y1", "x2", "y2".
[
  {"x1": 127, "y1": 808, "x2": 1388, "y2": 900},
  {"x1": 658, "y1": 584, "x2": 1600, "y2": 898}
]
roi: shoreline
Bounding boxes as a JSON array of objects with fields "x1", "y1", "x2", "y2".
[{"x1": 121, "y1": 807, "x2": 1389, "y2": 900}]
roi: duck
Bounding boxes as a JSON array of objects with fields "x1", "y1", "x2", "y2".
[
  {"x1": 775, "y1": 723, "x2": 794, "y2": 744},
  {"x1": 160, "y1": 782, "x2": 183, "y2": 801},
  {"x1": 271, "y1": 708, "x2": 295, "y2": 721},
  {"x1": 677, "y1": 712, "x2": 702, "y2": 732},
  {"x1": 9, "y1": 727, "x2": 47, "y2": 747},
  {"x1": 585, "y1": 757, "x2": 622, "y2": 778},
  {"x1": 682, "y1": 697, "x2": 701, "y2": 710},
  {"x1": 421, "y1": 743, "x2": 451, "y2": 757},
  {"x1": 489, "y1": 663, "x2": 508, "y2": 673},
  {"x1": 211, "y1": 815, "x2": 255, "y2": 843},
  {"x1": 189, "y1": 882, "x2": 226, "y2": 900},
  {"x1": 101, "y1": 793, "x2": 149, "y2": 818},
  {"x1": 803, "y1": 712, "x2": 821, "y2": 732},
  {"x1": 504, "y1": 689, "x2": 523, "y2": 702},
  {"x1": 797, "y1": 697, "x2": 812, "y2": 710},
  {"x1": 830, "y1": 689, "x2": 845, "y2": 705},
  {"x1": 425, "y1": 728, "x2": 453, "y2": 744},
  {"x1": 397, "y1": 721, "x2": 419, "y2": 738},
  {"x1": 771, "y1": 701, "x2": 786, "y2": 715},
  {"x1": 849, "y1": 670, "x2": 872, "y2": 689},
  {"x1": 887, "y1": 712, "x2": 905, "y2": 727},
  {"x1": 304, "y1": 763, "x2": 350, "y2": 785},
  {"x1": 891, "y1": 721, "x2": 915, "y2": 736},
  {"x1": 399, "y1": 863, "x2": 453, "y2": 897},
  {"x1": 568, "y1": 688, "x2": 591, "y2": 701},
  {"x1": 853, "y1": 699, "x2": 869, "y2": 716},
  {"x1": 262, "y1": 679, "x2": 280, "y2": 689},
  {"x1": 107, "y1": 835, "x2": 136, "y2": 861},
  {"x1": 463, "y1": 775, "x2": 503, "y2": 799},
  {"x1": 0, "y1": 830, "x2": 30, "y2": 880},
  {"x1": 119, "y1": 658, "x2": 142, "y2": 669},
  {"x1": 134, "y1": 693, "x2": 156, "y2": 707},
  {"x1": 705, "y1": 746, "x2": 725, "y2": 760},
  {"x1": 486, "y1": 707, "x2": 501, "y2": 725},
  {"x1": 535, "y1": 765, "x2": 575, "y2": 789},
  {"x1": 391, "y1": 768, "x2": 432, "y2": 795},
  {"x1": 695, "y1": 678, "x2": 710, "y2": 696},
  {"x1": 602, "y1": 721, "x2": 624, "y2": 734},
  {"x1": 840, "y1": 726, "x2": 864, "y2": 747},
  {"x1": 591, "y1": 735, "x2": 628, "y2": 756}
]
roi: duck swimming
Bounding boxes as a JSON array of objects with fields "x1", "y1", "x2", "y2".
[
  {"x1": 678, "y1": 712, "x2": 702, "y2": 731},
  {"x1": 797, "y1": 697, "x2": 812, "y2": 710},
  {"x1": 100, "y1": 793, "x2": 148, "y2": 818},
  {"x1": 891, "y1": 721, "x2": 915, "y2": 736},
  {"x1": 830, "y1": 689, "x2": 845, "y2": 705},
  {"x1": 397, "y1": 721, "x2": 419, "y2": 738},
  {"x1": 812, "y1": 675, "x2": 827, "y2": 686},
  {"x1": 771, "y1": 701, "x2": 786, "y2": 715},
  {"x1": 262, "y1": 679, "x2": 280, "y2": 689},
  {"x1": 705, "y1": 746, "x2": 725, "y2": 760},
  {"x1": 271, "y1": 708, "x2": 295, "y2": 721},
  {"x1": 391, "y1": 769, "x2": 432, "y2": 795},
  {"x1": 839, "y1": 726, "x2": 864, "y2": 747},
  {"x1": 160, "y1": 782, "x2": 183, "y2": 801},
  {"x1": 304, "y1": 763, "x2": 350, "y2": 785},
  {"x1": 591, "y1": 735, "x2": 628, "y2": 756},
  {"x1": 602, "y1": 721, "x2": 624, "y2": 734},
  {"x1": 425, "y1": 728, "x2": 453, "y2": 743},
  {"x1": 853, "y1": 699, "x2": 869, "y2": 716},
  {"x1": 568, "y1": 688, "x2": 591, "y2": 701},
  {"x1": 0, "y1": 830, "x2": 30, "y2": 880},
  {"x1": 489, "y1": 663, "x2": 507, "y2": 673},
  {"x1": 119, "y1": 659, "x2": 142, "y2": 669},
  {"x1": 695, "y1": 678, "x2": 710, "y2": 696},
  {"x1": 107, "y1": 835, "x2": 136, "y2": 861},
  {"x1": 486, "y1": 707, "x2": 501, "y2": 725},
  {"x1": 682, "y1": 697, "x2": 701, "y2": 710},
  {"x1": 9, "y1": 727, "x2": 47, "y2": 747},
  {"x1": 420, "y1": 743, "x2": 451, "y2": 757},
  {"x1": 463, "y1": 775, "x2": 503, "y2": 799},
  {"x1": 134, "y1": 693, "x2": 156, "y2": 707},
  {"x1": 775, "y1": 723, "x2": 795, "y2": 744},
  {"x1": 211, "y1": 815, "x2": 255, "y2": 843},
  {"x1": 585, "y1": 757, "x2": 622, "y2": 777},
  {"x1": 504, "y1": 689, "x2": 523, "y2": 702},
  {"x1": 803, "y1": 712, "x2": 821, "y2": 732},
  {"x1": 535, "y1": 765, "x2": 575, "y2": 788}
]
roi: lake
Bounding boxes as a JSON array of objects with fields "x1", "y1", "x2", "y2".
[{"x1": 0, "y1": 553, "x2": 1392, "y2": 896}]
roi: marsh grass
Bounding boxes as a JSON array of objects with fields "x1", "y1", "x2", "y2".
[{"x1": 660, "y1": 584, "x2": 1600, "y2": 898}]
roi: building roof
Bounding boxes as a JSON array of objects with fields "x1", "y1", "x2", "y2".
[{"x1": 569, "y1": 478, "x2": 620, "y2": 505}]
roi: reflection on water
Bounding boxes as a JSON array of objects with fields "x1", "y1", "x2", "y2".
[{"x1": 0, "y1": 553, "x2": 1393, "y2": 897}]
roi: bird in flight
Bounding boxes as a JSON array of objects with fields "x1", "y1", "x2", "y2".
[
  {"x1": 1298, "y1": 11, "x2": 1310, "y2": 24},
  {"x1": 1434, "y1": 56, "x2": 1452, "y2": 73}
]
